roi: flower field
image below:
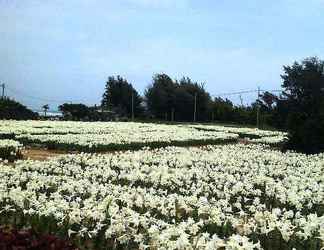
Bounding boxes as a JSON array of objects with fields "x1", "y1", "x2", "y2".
[
  {"x1": 0, "y1": 141, "x2": 323, "y2": 249},
  {"x1": 0, "y1": 121, "x2": 287, "y2": 152},
  {"x1": 0, "y1": 120, "x2": 321, "y2": 249},
  {"x1": 189, "y1": 125, "x2": 288, "y2": 146}
]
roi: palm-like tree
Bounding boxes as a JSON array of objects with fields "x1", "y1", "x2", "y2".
[{"x1": 42, "y1": 104, "x2": 49, "y2": 117}]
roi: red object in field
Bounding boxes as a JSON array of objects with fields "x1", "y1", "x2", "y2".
[{"x1": 0, "y1": 227, "x2": 78, "y2": 250}]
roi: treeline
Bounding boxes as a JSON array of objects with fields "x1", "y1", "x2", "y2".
[
  {"x1": 99, "y1": 57, "x2": 324, "y2": 153},
  {"x1": 0, "y1": 98, "x2": 38, "y2": 120},
  {"x1": 2, "y1": 57, "x2": 324, "y2": 153},
  {"x1": 100, "y1": 74, "x2": 264, "y2": 125},
  {"x1": 58, "y1": 103, "x2": 105, "y2": 121}
]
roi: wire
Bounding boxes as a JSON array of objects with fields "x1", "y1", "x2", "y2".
[
  {"x1": 214, "y1": 89, "x2": 258, "y2": 97},
  {"x1": 6, "y1": 83, "x2": 283, "y2": 105},
  {"x1": 6, "y1": 86, "x2": 84, "y2": 103},
  {"x1": 212, "y1": 89, "x2": 282, "y2": 98}
]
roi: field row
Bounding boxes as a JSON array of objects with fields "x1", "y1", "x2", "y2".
[
  {"x1": 0, "y1": 121, "x2": 287, "y2": 154},
  {"x1": 1, "y1": 144, "x2": 323, "y2": 249}
]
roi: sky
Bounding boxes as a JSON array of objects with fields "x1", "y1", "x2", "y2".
[{"x1": 1, "y1": 0, "x2": 324, "y2": 110}]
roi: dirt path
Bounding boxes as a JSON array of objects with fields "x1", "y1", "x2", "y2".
[
  {"x1": 20, "y1": 140, "x2": 249, "y2": 162},
  {"x1": 22, "y1": 148, "x2": 68, "y2": 161}
]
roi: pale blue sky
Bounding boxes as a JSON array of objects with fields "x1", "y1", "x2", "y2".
[{"x1": 1, "y1": 0, "x2": 324, "y2": 110}]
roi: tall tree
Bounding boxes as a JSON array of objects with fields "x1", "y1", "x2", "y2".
[
  {"x1": 280, "y1": 57, "x2": 324, "y2": 153},
  {"x1": 259, "y1": 91, "x2": 278, "y2": 110},
  {"x1": 145, "y1": 74, "x2": 175, "y2": 120},
  {"x1": 145, "y1": 74, "x2": 211, "y2": 121},
  {"x1": 177, "y1": 77, "x2": 211, "y2": 121},
  {"x1": 255, "y1": 92, "x2": 279, "y2": 128},
  {"x1": 102, "y1": 76, "x2": 143, "y2": 118},
  {"x1": 210, "y1": 97, "x2": 234, "y2": 122},
  {"x1": 42, "y1": 104, "x2": 49, "y2": 117}
]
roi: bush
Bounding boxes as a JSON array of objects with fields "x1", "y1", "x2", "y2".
[
  {"x1": 0, "y1": 226, "x2": 78, "y2": 250},
  {"x1": 285, "y1": 114, "x2": 324, "y2": 153},
  {"x1": 0, "y1": 98, "x2": 38, "y2": 120},
  {"x1": 0, "y1": 139, "x2": 23, "y2": 161},
  {"x1": 280, "y1": 57, "x2": 324, "y2": 153}
]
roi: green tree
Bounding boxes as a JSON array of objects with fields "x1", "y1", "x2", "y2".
[
  {"x1": 210, "y1": 97, "x2": 234, "y2": 122},
  {"x1": 280, "y1": 57, "x2": 324, "y2": 153},
  {"x1": 145, "y1": 74, "x2": 175, "y2": 120},
  {"x1": 42, "y1": 104, "x2": 49, "y2": 117},
  {"x1": 0, "y1": 98, "x2": 38, "y2": 120},
  {"x1": 101, "y1": 76, "x2": 143, "y2": 118},
  {"x1": 255, "y1": 92, "x2": 279, "y2": 128},
  {"x1": 145, "y1": 74, "x2": 211, "y2": 121},
  {"x1": 177, "y1": 77, "x2": 211, "y2": 122},
  {"x1": 58, "y1": 103, "x2": 90, "y2": 121},
  {"x1": 259, "y1": 91, "x2": 278, "y2": 110}
]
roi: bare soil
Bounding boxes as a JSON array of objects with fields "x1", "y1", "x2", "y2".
[
  {"x1": 19, "y1": 140, "x2": 248, "y2": 162},
  {"x1": 22, "y1": 148, "x2": 68, "y2": 161}
]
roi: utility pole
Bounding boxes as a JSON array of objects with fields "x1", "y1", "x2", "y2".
[
  {"x1": 239, "y1": 95, "x2": 243, "y2": 107},
  {"x1": 193, "y1": 93, "x2": 197, "y2": 122},
  {"x1": 257, "y1": 87, "x2": 261, "y2": 129},
  {"x1": 131, "y1": 91, "x2": 134, "y2": 121},
  {"x1": 1, "y1": 83, "x2": 5, "y2": 99}
]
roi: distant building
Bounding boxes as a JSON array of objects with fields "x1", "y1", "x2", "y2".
[
  {"x1": 35, "y1": 110, "x2": 63, "y2": 119},
  {"x1": 92, "y1": 106, "x2": 118, "y2": 121}
]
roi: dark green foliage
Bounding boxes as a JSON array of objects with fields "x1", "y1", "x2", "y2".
[
  {"x1": 210, "y1": 97, "x2": 258, "y2": 126},
  {"x1": 42, "y1": 104, "x2": 49, "y2": 117},
  {"x1": 145, "y1": 74, "x2": 212, "y2": 121},
  {"x1": 18, "y1": 136, "x2": 237, "y2": 153},
  {"x1": 58, "y1": 103, "x2": 91, "y2": 121},
  {"x1": 280, "y1": 57, "x2": 324, "y2": 153},
  {"x1": 145, "y1": 74, "x2": 175, "y2": 120},
  {"x1": 101, "y1": 75, "x2": 144, "y2": 117},
  {"x1": 0, "y1": 98, "x2": 38, "y2": 120},
  {"x1": 256, "y1": 92, "x2": 280, "y2": 129},
  {"x1": 0, "y1": 145, "x2": 22, "y2": 162},
  {"x1": 210, "y1": 98, "x2": 234, "y2": 122},
  {"x1": 177, "y1": 77, "x2": 211, "y2": 121},
  {"x1": 144, "y1": 74, "x2": 261, "y2": 125},
  {"x1": 270, "y1": 98, "x2": 290, "y2": 129},
  {"x1": 58, "y1": 103, "x2": 109, "y2": 121}
]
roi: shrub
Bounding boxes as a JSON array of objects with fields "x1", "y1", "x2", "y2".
[
  {"x1": 0, "y1": 98, "x2": 38, "y2": 120},
  {"x1": 280, "y1": 57, "x2": 324, "y2": 153},
  {"x1": 0, "y1": 226, "x2": 78, "y2": 250},
  {"x1": 0, "y1": 139, "x2": 23, "y2": 161}
]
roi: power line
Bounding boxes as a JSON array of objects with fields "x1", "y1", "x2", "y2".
[
  {"x1": 5, "y1": 81, "x2": 284, "y2": 111},
  {"x1": 6, "y1": 86, "x2": 84, "y2": 104},
  {"x1": 213, "y1": 89, "x2": 258, "y2": 97},
  {"x1": 212, "y1": 89, "x2": 282, "y2": 98},
  {"x1": 260, "y1": 89, "x2": 282, "y2": 93}
]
